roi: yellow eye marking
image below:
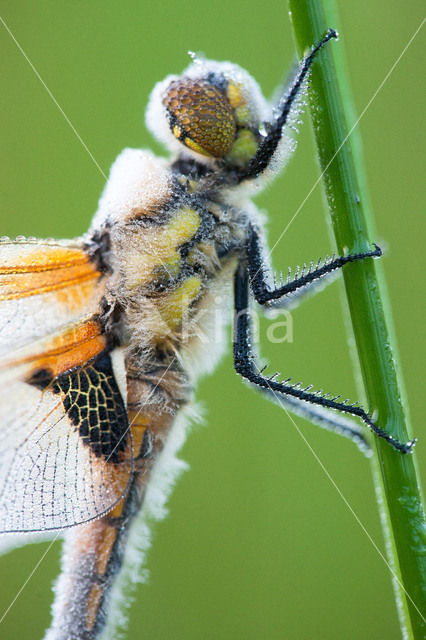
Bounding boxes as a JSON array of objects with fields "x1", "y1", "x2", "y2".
[{"x1": 184, "y1": 137, "x2": 214, "y2": 157}]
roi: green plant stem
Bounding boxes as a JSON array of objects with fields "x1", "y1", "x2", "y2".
[{"x1": 288, "y1": 1, "x2": 426, "y2": 637}]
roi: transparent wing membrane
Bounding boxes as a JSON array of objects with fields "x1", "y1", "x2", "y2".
[{"x1": 0, "y1": 239, "x2": 132, "y2": 533}]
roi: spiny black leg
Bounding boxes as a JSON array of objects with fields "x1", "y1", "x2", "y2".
[
  {"x1": 234, "y1": 260, "x2": 371, "y2": 452},
  {"x1": 237, "y1": 29, "x2": 337, "y2": 183},
  {"x1": 233, "y1": 260, "x2": 416, "y2": 454},
  {"x1": 257, "y1": 386, "x2": 372, "y2": 455},
  {"x1": 247, "y1": 223, "x2": 381, "y2": 305}
]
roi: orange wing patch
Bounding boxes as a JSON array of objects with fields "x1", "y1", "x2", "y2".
[
  {"x1": 25, "y1": 318, "x2": 107, "y2": 382},
  {"x1": 0, "y1": 316, "x2": 106, "y2": 385},
  {"x1": 0, "y1": 238, "x2": 106, "y2": 356},
  {"x1": 0, "y1": 241, "x2": 101, "y2": 310}
]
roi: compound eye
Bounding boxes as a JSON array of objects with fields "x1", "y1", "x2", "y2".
[{"x1": 163, "y1": 78, "x2": 236, "y2": 158}]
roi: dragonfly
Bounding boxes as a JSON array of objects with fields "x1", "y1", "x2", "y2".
[{"x1": 0, "y1": 28, "x2": 415, "y2": 640}]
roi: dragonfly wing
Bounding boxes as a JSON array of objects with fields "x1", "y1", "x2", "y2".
[
  {"x1": 0, "y1": 237, "x2": 103, "y2": 353},
  {"x1": 0, "y1": 239, "x2": 133, "y2": 533}
]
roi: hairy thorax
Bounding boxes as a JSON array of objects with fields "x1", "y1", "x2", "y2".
[{"x1": 92, "y1": 149, "x2": 250, "y2": 386}]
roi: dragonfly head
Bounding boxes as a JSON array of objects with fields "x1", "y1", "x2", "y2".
[{"x1": 146, "y1": 58, "x2": 267, "y2": 170}]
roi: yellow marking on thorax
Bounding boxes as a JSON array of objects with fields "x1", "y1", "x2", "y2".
[
  {"x1": 129, "y1": 206, "x2": 200, "y2": 287},
  {"x1": 154, "y1": 276, "x2": 202, "y2": 336},
  {"x1": 164, "y1": 207, "x2": 200, "y2": 244}
]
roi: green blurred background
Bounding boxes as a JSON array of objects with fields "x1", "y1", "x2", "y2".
[{"x1": 0, "y1": 2, "x2": 424, "y2": 638}]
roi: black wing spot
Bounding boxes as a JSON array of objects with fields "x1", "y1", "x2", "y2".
[
  {"x1": 50, "y1": 351, "x2": 129, "y2": 463},
  {"x1": 27, "y1": 368, "x2": 55, "y2": 390}
]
